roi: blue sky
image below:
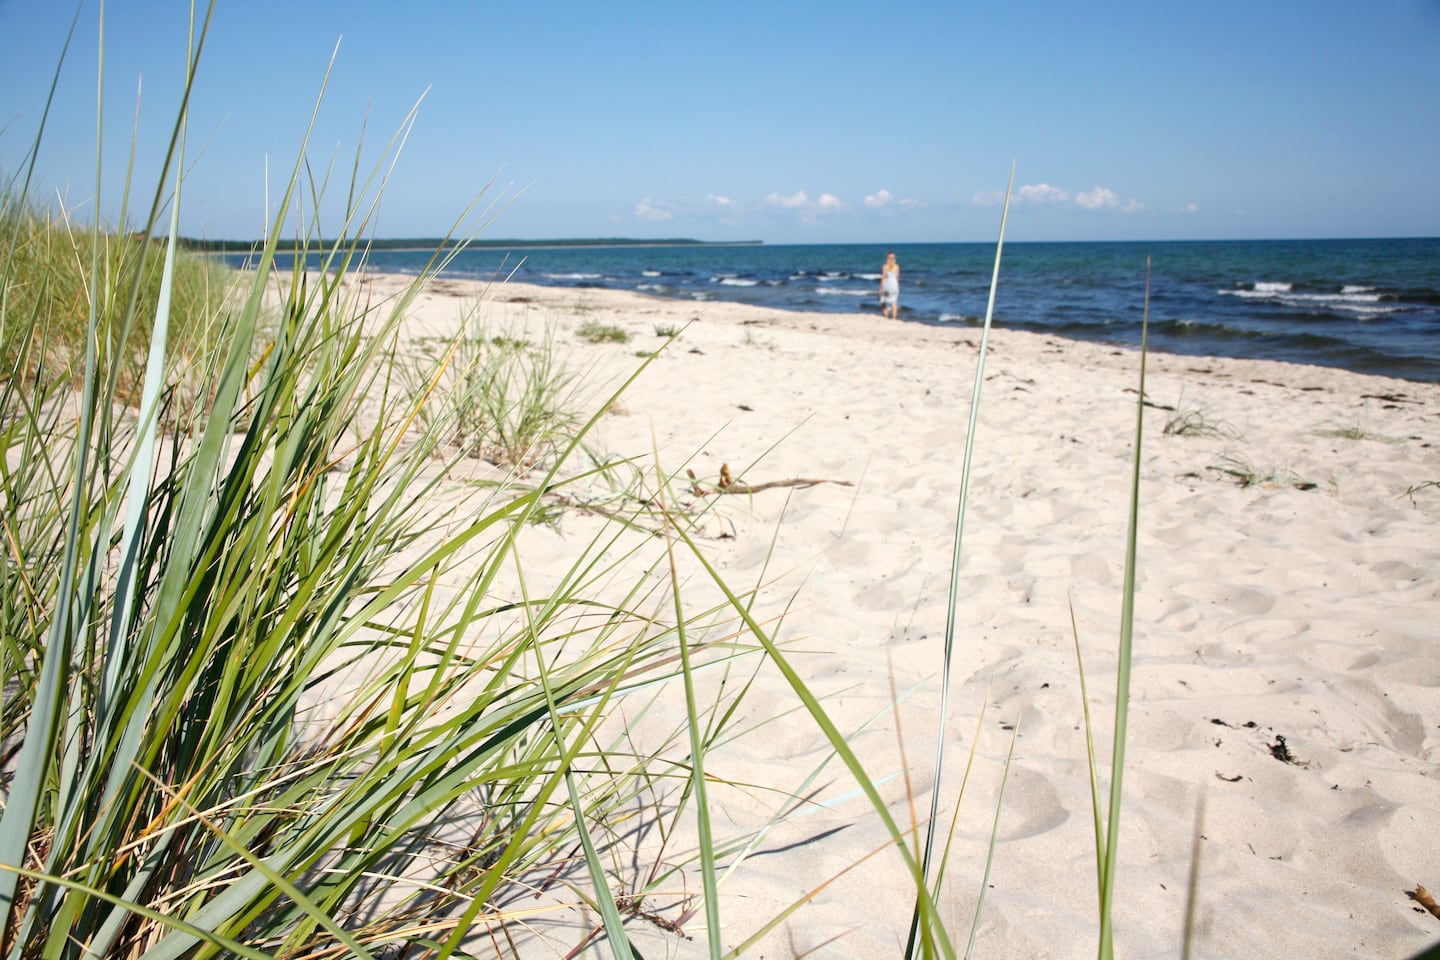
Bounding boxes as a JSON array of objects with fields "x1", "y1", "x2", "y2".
[{"x1": 2, "y1": 0, "x2": 1437, "y2": 243}]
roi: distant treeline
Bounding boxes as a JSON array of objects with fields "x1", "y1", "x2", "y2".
[{"x1": 183, "y1": 237, "x2": 764, "y2": 253}]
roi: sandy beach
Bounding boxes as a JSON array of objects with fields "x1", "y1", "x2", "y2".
[{"x1": 360, "y1": 271, "x2": 1439, "y2": 959}]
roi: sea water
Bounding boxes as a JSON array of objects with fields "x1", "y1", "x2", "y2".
[{"x1": 238, "y1": 238, "x2": 1440, "y2": 383}]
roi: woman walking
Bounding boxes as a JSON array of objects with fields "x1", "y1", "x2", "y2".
[{"x1": 879, "y1": 251, "x2": 900, "y2": 319}]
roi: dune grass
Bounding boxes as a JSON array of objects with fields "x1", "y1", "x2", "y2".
[
  {"x1": 0, "y1": 182, "x2": 233, "y2": 401},
  {"x1": 1313, "y1": 421, "x2": 1402, "y2": 444},
  {"x1": 577, "y1": 319, "x2": 631, "y2": 344},
  {"x1": 0, "y1": 10, "x2": 796, "y2": 957},
  {"x1": 1163, "y1": 406, "x2": 1237, "y2": 439},
  {"x1": 407, "y1": 309, "x2": 587, "y2": 470}
]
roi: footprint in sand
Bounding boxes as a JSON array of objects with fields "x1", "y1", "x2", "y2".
[
  {"x1": 995, "y1": 767, "x2": 1069, "y2": 842},
  {"x1": 1172, "y1": 580, "x2": 1277, "y2": 616},
  {"x1": 1377, "y1": 802, "x2": 1440, "y2": 882},
  {"x1": 1331, "y1": 675, "x2": 1427, "y2": 757},
  {"x1": 1069, "y1": 552, "x2": 1113, "y2": 587}
]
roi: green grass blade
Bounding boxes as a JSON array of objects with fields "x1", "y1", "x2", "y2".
[
  {"x1": 1097, "y1": 257, "x2": 1151, "y2": 960},
  {"x1": 660, "y1": 464, "x2": 723, "y2": 960},
  {"x1": 0, "y1": 4, "x2": 111, "y2": 934},
  {"x1": 0, "y1": 864, "x2": 269, "y2": 959},
  {"x1": 131, "y1": 770, "x2": 382, "y2": 960},
  {"x1": 965, "y1": 721, "x2": 1020, "y2": 959},
  {"x1": 1070, "y1": 599, "x2": 1107, "y2": 899},
  {"x1": 101, "y1": 40, "x2": 185, "y2": 726},
  {"x1": 908, "y1": 163, "x2": 1015, "y2": 960},
  {"x1": 522, "y1": 556, "x2": 637, "y2": 960},
  {"x1": 0, "y1": 4, "x2": 81, "y2": 352},
  {"x1": 672, "y1": 522, "x2": 956, "y2": 960},
  {"x1": 929, "y1": 687, "x2": 990, "y2": 900}
]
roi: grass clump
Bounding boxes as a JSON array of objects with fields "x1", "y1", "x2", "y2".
[
  {"x1": 1313, "y1": 421, "x2": 1402, "y2": 444},
  {"x1": 1163, "y1": 407, "x2": 1236, "y2": 439},
  {"x1": 653, "y1": 322, "x2": 682, "y2": 338},
  {"x1": 407, "y1": 310, "x2": 585, "y2": 471},
  {"x1": 0, "y1": 190, "x2": 234, "y2": 397},
  {"x1": 0, "y1": 13, "x2": 785, "y2": 956},
  {"x1": 1208, "y1": 453, "x2": 1317, "y2": 490},
  {"x1": 1160, "y1": 391, "x2": 1236, "y2": 438},
  {"x1": 577, "y1": 318, "x2": 631, "y2": 344},
  {"x1": 3, "y1": 228, "x2": 760, "y2": 951}
]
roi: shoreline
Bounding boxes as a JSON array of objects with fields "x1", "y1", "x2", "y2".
[
  {"x1": 229, "y1": 234, "x2": 1440, "y2": 385},
  {"x1": 194, "y1": 238, "x2": 766, "y2": 254},
  {"x1": 333, "y1": 236, "x2": 1440, "y2": 386},
  {"x1": 431, "y1": 274, "x2": 1438, "y2": 392},
  {"x1": 364, "y1": 271, "x2": 1438, "y2": 957}
]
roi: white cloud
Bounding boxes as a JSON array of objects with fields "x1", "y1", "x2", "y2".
[
  {"x1": 1072, "y1": 186, "x2": 1145, "y2": 213},
  {"x1": 866, "y1": 188, "x2": 920, "y2": 210},
  {"x1": 976, "y1": 182, "x2": 1143, "y2": 213},
  {"x1": 706, "y1": 193, "x2": 736, "y2": 208},
  {"x1": 763, "y1": 189, "x2": 845, "y2": 222},
  {"x1": 1076, "y1": 186, "x2": 1120, "y2": 210},
  {"x1": 634, "y1": 197, "x2": 673, "y2": 222},
  {"x1": 1018, "y1": 183, "x2": 1070, "y2": 205},
  {"x1": 1184, "y1": 202, "x2": 1199, "y2": 214},
  {"x1": 764, "y1": 189, "x2": 811, "y2": 209}
]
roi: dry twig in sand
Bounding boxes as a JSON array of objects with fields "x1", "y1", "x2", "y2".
[
  {"x1": 687, "y1": 463, "x2": 854, "y2": 497},
  {"x1": 1409, "y1": 885, "x2": 1440, "y2": 921}
]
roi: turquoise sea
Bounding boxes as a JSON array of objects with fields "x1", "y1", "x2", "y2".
[{"x1": 236, "y1": 237, "x2": 1440, "y2": 383}]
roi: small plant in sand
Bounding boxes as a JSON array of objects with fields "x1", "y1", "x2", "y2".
[
  {"x1": 1163, "y1": 407, "x2": 1237, "y2": 439},
  {"x1": 398, "y1": 324, "x2": 582, "y2": 471},
  {"x1": 741, "y1": 328, "x2": 775, "y2": 350},
  {"x1": 1402, "y1": 479, "x2": 1439, "y2": 502},
  {"x1": 444, "y1": 317, "x2": 585, "y2": 470},
  {"x1": 577, "y1": 318, "x2": 631, "y2": 343},
  {"x1": 1312, "y1": 420, "x2": 1402, "y2": 444},
  {"x1": 1208, "y1": 453, "x2": 1317, "y2": 490},
  {"x1": 653, "y1": 322, "x2": 682, "y2": 338}
]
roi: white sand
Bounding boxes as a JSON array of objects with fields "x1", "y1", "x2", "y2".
[{"x1": 364, "y1": 272, "x2": 1440, "y2": 959}]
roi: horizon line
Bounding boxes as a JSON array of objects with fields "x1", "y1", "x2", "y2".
[{"x1": 186, "y1": 234, "x2": 1440, "y2": 250}]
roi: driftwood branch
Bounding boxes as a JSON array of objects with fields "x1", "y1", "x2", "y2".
[
  {"x1": 1410, "y1": 884, "x2": 1440, "y2": 921},
  {"x1": 687, "y1": 463, "x2": 853, "y2": 497}
]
